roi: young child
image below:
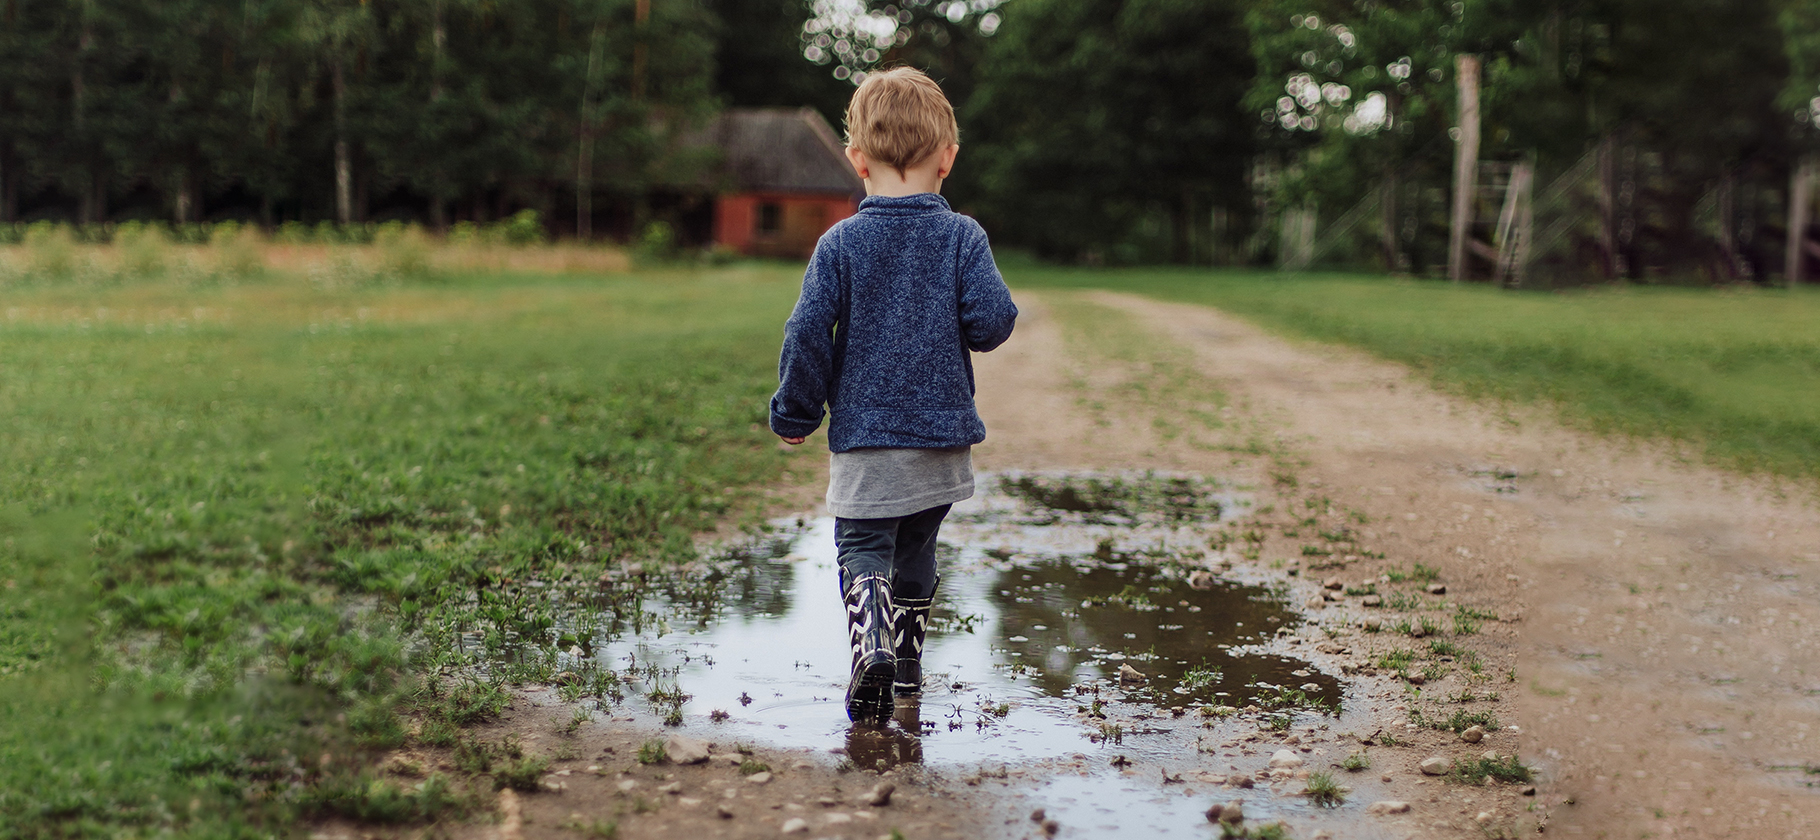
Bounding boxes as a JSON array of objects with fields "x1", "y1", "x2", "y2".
[{"x1": 769, "y1": 67, "x2": 1017, "y2": 724}]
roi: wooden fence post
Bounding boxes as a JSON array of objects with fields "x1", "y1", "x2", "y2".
[
  {"x1": 1493, "y1": 160, "x2": 1534, "y2": 288},
  {"x1": 1448, "y1": 55, "x2": 1481, "y2": 283},
  {"x1": 1788, "y1": 155, "x2": 1815, "y2": 289}
]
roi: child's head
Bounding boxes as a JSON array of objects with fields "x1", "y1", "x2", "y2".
[{"x1": 844, "y1": 67, "x2": 959, "y2": 177}]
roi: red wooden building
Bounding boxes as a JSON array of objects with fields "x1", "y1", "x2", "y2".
[{"x1": 705, "y1": 108, "x2": 864, "y2": 259}]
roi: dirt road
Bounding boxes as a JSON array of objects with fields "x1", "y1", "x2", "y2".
[
  {"x1": 340, "y1": 289, "x2": 1819, "y2": 840},
  {"x1": 975, "y1": 291, "x2": 1818, "y2": 839}
]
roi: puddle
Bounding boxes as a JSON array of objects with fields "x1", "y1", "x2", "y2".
[{"x1": 501, "y1": 473, "x2": 1385, "y2": 836}]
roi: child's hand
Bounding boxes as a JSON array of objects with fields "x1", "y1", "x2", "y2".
[{"x1": 779, "y1": 435, "x2": 807, "y2": 445}]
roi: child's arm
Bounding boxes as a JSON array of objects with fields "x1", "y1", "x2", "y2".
[
  {"x1": 957, "y1": 224, "x2": 1017, "y2": 352},
  {"x1": 769, "y1": 238, "x2": 842, "y2": 443}
]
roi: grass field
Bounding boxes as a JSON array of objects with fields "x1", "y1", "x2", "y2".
[
  {"x1": 8, "y1": 254, "x2": 1819, "y2": 835},
  {"x1": 0, "y1": 265, "x2": 802, "y2": 836},
  {"x1": 1011, "y1": 268, "x2": 1820, "y2": 484}
]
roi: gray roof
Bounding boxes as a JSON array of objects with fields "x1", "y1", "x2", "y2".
[{"x1": 704, "y1": 108, "x2": 864, "y2": 196}]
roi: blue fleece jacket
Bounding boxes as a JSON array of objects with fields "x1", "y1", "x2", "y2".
[{"x1": 769, "y1": 193, "x2": 1018, "y2": 453}]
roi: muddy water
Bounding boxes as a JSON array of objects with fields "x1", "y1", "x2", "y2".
[{"x1": 554, "y1": 474, "x2": 1385, "y2": 836}]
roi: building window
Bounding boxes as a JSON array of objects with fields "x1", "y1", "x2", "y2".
[{"x1": 756, "y1": 202, "x2": 782, "y2": 237}]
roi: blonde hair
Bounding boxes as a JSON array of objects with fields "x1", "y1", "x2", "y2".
[{"x1": 843, "y1": 67, "x2": 959, "y2": 176}]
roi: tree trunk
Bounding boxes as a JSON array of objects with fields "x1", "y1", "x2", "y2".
[
  {"x1": 632, "y1": 0, "x2": 650, "y2": 100},
  {"x1": 431, "y1": 1, "x2": 446, "y2": 103},
  {"x1": 174, "y1": 170, "x2": 192, "y2": 224},
  {"x1": 1380, "y1": 168, "x2": 1399, "y2": 271},
  {"x1": 578, "y1": 23, "x2": 604, "y2": 241},
  {"x1": 1448, "y1": 54, "x2": 1481, "y2": 283},
  {"x1": 74, "y1": 19, "x2": 93, "y2": 224},
  {"x1": 333, "y1": 59, "x2": 352, "y2": 226},
  {"x1": 1787, "y1": 155, "x2": 1814, "y2": 288},
  {"x1": 1172, "y1": 187, "x2": 1192, "y2": 264}
]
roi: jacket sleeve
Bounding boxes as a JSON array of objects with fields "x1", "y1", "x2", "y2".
[
  {"x1": 769, "y1": 234, "x2": 842, "y2": 439},
  {"x1": 957, "y1": 223, "x2": 1017, "y2": 352}
]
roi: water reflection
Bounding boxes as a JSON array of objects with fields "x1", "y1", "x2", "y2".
[
  {"x1": 546, "y1": 473, "x2": 1340, "y2": 771},
  {"x1": 987, "y1": 556, "x2": 1333, "y2": 708}
]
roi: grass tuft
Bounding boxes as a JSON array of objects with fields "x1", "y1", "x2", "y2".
[{"x1": 1305, "y1": 770, "x2": 1345, "y2": 807}]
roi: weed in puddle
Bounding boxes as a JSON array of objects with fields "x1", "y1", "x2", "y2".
[
  {"x1": 635, "y1": 739, "x2": 666, "y2": 765},
  {"x1": 1341, "y1": 751, "x2": 1370, "y2": 771},
  {"x1": 1180, "y1": 660, "x2": 1223, "y2": 692},
  {"x1": 1449, "y1": 754, "x2": 1533, "y2": 785},
  {"x1": 1305, "y1": 770, "x2": 1345, "y2": 806}
]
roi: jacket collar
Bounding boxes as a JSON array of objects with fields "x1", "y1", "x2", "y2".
[{"x1": 857, "y1": 193, "x2": 951, "y2": 215}]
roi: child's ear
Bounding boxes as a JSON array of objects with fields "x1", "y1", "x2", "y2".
[
  {"x1": 937, "y1": 144, "x2": 959, "y2": 179},
  {"x1": 844, "y1": 146, "x2": 869, "y2": 179}
]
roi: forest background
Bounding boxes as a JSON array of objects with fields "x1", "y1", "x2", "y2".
[{"x1": 6, "y1": 0, "x2": 1820, "y2": 281}]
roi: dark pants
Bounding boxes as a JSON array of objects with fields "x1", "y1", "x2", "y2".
[{"x1": 833, "y1": 504, "x2": 950, "y2": 602}]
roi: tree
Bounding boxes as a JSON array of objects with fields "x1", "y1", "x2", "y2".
[{"x1": 960, "y1": 0, "x2": 1256, "y2": 263}]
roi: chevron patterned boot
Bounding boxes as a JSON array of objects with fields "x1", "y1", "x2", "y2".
[
  {"x1": 891, "y1": 575, "x2": 939, "y2": 698},
  {"x1": 842, "y1": 571, "x2": 897, "y2": 723}
]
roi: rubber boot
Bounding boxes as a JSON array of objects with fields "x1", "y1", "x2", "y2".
[
  {"x1": 891, "y1": 574, "x2": 939, "y2": 698},
  {"x1": 842, "y1": 570, "x2": 896, "y2": 723}
]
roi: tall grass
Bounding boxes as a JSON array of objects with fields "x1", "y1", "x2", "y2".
[
  {"x1": 0, "y1": 264, "x2": 802, "y2": 836},
  {"x1": 1009, "y1": 268, "x2": 1820, "y2": 483},
  {"x1": 0, "y1": 217, "x2": 633, "y2": 289}
]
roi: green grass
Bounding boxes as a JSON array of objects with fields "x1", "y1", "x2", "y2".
[
  {"x1": 1304, "y1": 770, "x2": 1344, "y2": 807},
  {"x1": 1449, "y1": 754, "x2": 1534, "y2": 785},
  {"x1": 0, "y1": 266, "x2": 803, "y2": 836},
  {"x1": 1008, "y1": 269, "x2": 1820, "y2": 483}
]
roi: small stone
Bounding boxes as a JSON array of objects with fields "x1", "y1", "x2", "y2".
[
  {"x1": 1362, "y1": 594, "x2": 1383, "y2": 607},
  {"x1": 1118, "y1": 663, "x2": 1147, "y2": 683},
  {"x1": 1304, "y1": 594, "x2": 1325, "y2": 609},
  {"x1": 1406, "y1": 673, "x2": 1425, "y2": 686},
  {"x1": 1481, "y1": 749, "x2": 1499, "y2": 761},
  {"x1": 1380, "y1": 773, "x2": 1393, "y2": 783},
  {"x1": 1420, "y1": 757, "x2": 1450, "y2": 776},
  {"x1": 616, "y1": 779, "x2": 640, "y2": 792},
  {"x1": 866, "y1": 781, "x2": 895, "y2": 806},
  {"x1": 664, "y1": 736, "x2": 711, "y2": 765},
  {"x1": 553, "y1": 671, "x2": 580, "y2": 686},
  {"x1": 715, "y1": 803, "x2": 734, "y2": 819},
  {"x1": 1521, "y1": 786, "x2": 1537, "y2": 796},
  {"x1": 1311, "y1": 831, "x2": 1333, "y2": 840},
  {"x1": 712, "y1": 753, "x2": 745, "y2": 766},
  {"x1": 816, "y1": 797, "x2": 839, "y2": 808},
  {"x1": 1228, "y1": 773, "x2": 1255, "y2": 788},
  {"x1": 1189, "y1": 570, "x2": 1218, "y2": 590},
  {"x1": 780, "y1": 817, "x2": 809, "y2": 834},
  {"x1": 1268, "y1": 749, "x2": 1304, "y2": 769},
  {"x1": 1476, "y1": 811, "x2": 1493, "y2": 824},
  {"x1": 1218, "y1": 800, "x2": 1244, "y2": 824},
  {"x1": 1322, "y1": 590, "x2": 1339, "y2": 602},
  {"x1": 1323, "y1": 577, "x2": 1344, "y2": 590},
  {"x1": 658, "y1": 781, "x2": 683, "y2": 794},
  {"x1": 1367, "y1": 800, "x2": 1411, "y2": 815},
  {"x1": 1041, "y1": 819, "x2": 1060, "y2": 836},
  {"x1": 678, "y1": 797, "x2": 702, "y2": 806},
  {"x1": 1460, "y1": 725, "x2": 1485, "y2": 744},
  {"x1": 1426, "y1": 583, "x2": 1447, "y2": 595},
  {"x1": 1203, "y1": 803, "x2": 1224, "y2": 823},
  {"x1": 1030, "y1": 809, "x2": 1046, "y2": 823},
  {"x1": 747, "y1": 772, "x2": 772, "y2": 785},
  {"x1": 825, "y1": 813, "x2": 852, "y2": 825}
]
